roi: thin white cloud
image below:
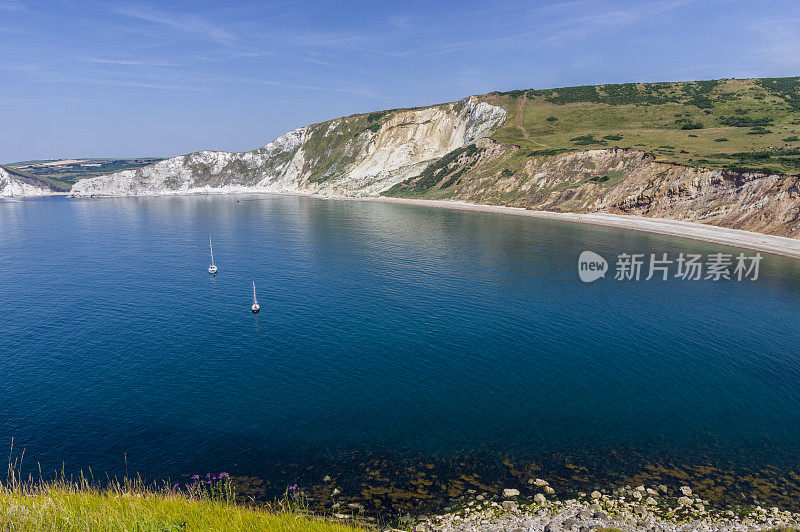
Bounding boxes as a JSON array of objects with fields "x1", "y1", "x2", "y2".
[
  {"x1": 286, "y1": 30, "x2": 374, "y2": 49},
  {"x1": 0, "y1": 1, "x2": 24, "y2": 11},
  {"x1": 194, "y1": 72, "x2": 379, "y2": 98},
  {"x1": 53, "y1": 75, "x2": 214, "y2": 92},
  {"x1": 431, "y1": 0, "x2": 699, "y2": 54},
  {"x1": 387, "y1": 15, "x2": 412, "y2": 31},
  {"x1": 80, "y1": 57, "x2": 180, "y2": 67},
  {"x1": 748, "y1": 16, "x2": 800, "y2": 71},
  {"x1": 111, "y1": 3, "x2": 236, "y2": 45}
]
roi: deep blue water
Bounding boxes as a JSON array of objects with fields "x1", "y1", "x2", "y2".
[{"x1": 2, "y1": 194, "x2": 800, "y2": 491}]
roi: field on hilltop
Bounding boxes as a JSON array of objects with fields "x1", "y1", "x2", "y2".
[
  {"x1": 482, "y1": 77, "x2": 800, "y2": 175},
  {"x1": 5, "y1": 158, "x2": 165, "y2": 187}
]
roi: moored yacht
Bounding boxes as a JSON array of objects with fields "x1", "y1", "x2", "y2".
[
  {"x1": 251, "y1": 281, "x2": 260, "y2": 313},
  {"x1": 208, "y1": 235, "x2": 218, "y2": 274}
]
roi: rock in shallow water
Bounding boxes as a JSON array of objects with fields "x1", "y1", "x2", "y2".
[{"x1": 502, "y1": 500, "x2": 519, "y2": 511}]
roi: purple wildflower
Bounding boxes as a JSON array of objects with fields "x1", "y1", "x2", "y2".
[
  {"x1": 191, "y1": 475, "x2": 199, "y2": 480},
  {"x1": 173, "y1": 483, "x2": 179, "y2": 488},
  {"x1": 219, "y1": 472, "x2": 229, "y2": 477}
]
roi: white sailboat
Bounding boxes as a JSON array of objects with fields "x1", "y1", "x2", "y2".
[
  {"x1": 251, "y1": 281, "x2": 260, "y2": 313},
  {"x1": 208, "y1": 235, "x2": 218, "y2": 274}
]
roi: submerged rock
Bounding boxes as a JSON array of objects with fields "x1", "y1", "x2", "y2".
[{"x1": 501, "y1": 500, "x2": 519, "y2": 511}]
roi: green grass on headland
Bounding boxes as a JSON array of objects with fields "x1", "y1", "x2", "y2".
[
  {"x1": 483, "y1": 77, "x2": 800, "y2": 175},
  {"x1": 3, "y1": 158, "x2": 165, "y2": 187},
  {"x1": 0, "y1": 164, "x2": 70, "y2": 192}
]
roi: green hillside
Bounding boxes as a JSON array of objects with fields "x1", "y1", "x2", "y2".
[
  {"x1": 5, "y1": 158, "x2": 165, "y2": 186},
  {"x1": 482, "y1": 77, "x2": 800, "y2": 175},
  {"x1": 0, "y1": 164, "x2": 70, "y2": 191}
]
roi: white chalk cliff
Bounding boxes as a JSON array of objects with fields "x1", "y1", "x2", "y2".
[
  {"x1": 0, "y1": 166, "x2": 63, "y2": 197},
  {"x1": 69, "y1": 97, "x2": 506, "y2": 197}
]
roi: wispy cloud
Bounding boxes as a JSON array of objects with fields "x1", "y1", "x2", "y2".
[
  {"x1": 192, "y1": 72, "x2": 379, "y2": 98},
  {"x1": 51, "y1": 75, "x2": 214, "y2": 92},
  {"x1": 110, "y1": 3, "x2": 236, "y2": 45},
  {"x1": 79, "y1": 57, "x2": 180, "y2": 67},
  {"x1": 748, "y1": 15, "x2": 800, "y2": 71},
  {"x1": 429, "y1": 0, "x2": 699, "y2": 54},
  {"x1": 285, "y1": 30, "x2": 374, "y2": 50},
  {"x1": 0, "y1": 1, "x2": 24, "y2": 11},
  {"x1": 541, "y1": 0, "x2": 698, "y2": 45},
  {"x1": 387, "y1": 15, "x2": 411, "y2": 31},
  {"x1": 2, "y1": 54, "x2": 378, "y2": 97}
]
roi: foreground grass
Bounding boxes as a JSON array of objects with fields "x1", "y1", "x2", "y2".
[{"x1": 0, "y1": 482, "x2": 363, "y2": 532}]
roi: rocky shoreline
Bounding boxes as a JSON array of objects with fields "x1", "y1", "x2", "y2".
[{"x1": 385, "y1": 479, "x2": 800, "y2": 531}]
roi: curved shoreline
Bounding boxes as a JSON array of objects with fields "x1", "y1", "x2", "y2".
[
  {"x1": 55, "y1": 190, "x2": 800, "y2": 259},
  {"x1": 362, "y1": 196, "x2": 800, "y2": 260}
]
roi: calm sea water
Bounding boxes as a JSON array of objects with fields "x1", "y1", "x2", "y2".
[{"x1": 2, "y1": 195, "x2": 800, "y2": 499}]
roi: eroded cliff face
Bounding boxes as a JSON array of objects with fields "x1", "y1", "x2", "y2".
[
  {"x1": 385, "y1": 139, "x2": 800, "y2": 237},
  {"x1": 65, "y1": 93, "x2": 800, "y2": 236},
  {"x1": 68, "y1": 97, "x2": 506, "y2": 197},
  {"x1": 0, "y1": 166, "x2": 63, "y2": 197}
]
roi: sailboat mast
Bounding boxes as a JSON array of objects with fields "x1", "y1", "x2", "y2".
[
  {"x1": 252, "y1": 281, "x2": 257, "y2": 304},
  {"x1": 209, "y1": 235, "x2": 215, "y2": 266}
]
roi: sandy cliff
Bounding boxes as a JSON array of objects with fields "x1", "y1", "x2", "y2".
[{"x1": 385, "y1": 138, "x2": 800, "y2": 237}]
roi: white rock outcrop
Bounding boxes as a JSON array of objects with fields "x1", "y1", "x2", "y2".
[
  {"x1": 69, "y1": 97, "x2": 506, "y2": 197},
  {"x1": 0, "y1": 167, "x2": 62, "y2": 197}
]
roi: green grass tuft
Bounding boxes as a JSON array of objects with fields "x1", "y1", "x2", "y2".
[
  {"x1": 0, "y1": 449, "x2": 363, "y2": 532},
  {"x1": 0, "y1": 486, "x2": 362, "y2": 531}
]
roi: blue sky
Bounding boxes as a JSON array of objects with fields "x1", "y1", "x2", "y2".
[{"x1": 2, "y1": 0, "x2": 800, "y2": 162}]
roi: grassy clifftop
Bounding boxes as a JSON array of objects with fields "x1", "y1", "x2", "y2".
[
  {"x1": 4, "y1": 158, "x2": 166, "y2": 187},
  {"x1": 482, "y1": 77, "x2": 800, "y2": 175},
  {"x1": 0, "y1": 481, "x2": 363, "y2": 532},
  {"x1": 0, "y1": 164, "x2": 70, "y2": 192}
]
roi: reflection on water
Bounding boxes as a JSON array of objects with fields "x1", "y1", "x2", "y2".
[{"x1": 2, "y1": 194, "x2": 800, "y2": 515}]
